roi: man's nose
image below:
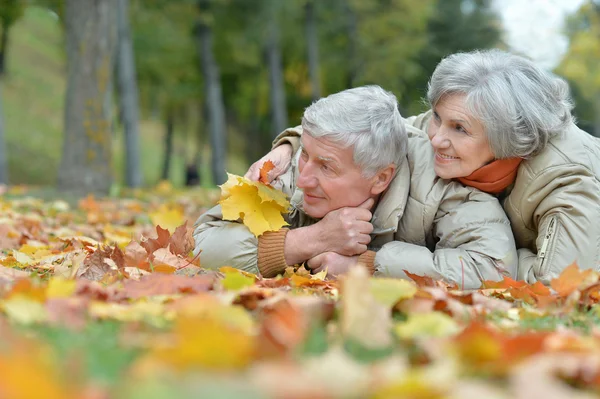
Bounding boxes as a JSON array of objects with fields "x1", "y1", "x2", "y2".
[{"x1": 297, "y1": 163, "x2": 317, "y2": 188}]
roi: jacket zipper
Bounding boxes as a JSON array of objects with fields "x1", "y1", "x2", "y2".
[{"x1": 538, "y1": 216, "x2": 557, "y2": 276}]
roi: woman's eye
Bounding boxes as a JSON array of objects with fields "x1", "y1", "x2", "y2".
[{"x1": 455, "y1": 125, "x2": 466, "y2": 133}]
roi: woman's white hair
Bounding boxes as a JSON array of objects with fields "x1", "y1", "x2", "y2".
[
  {"x1": 427, "y1": 49, "x2": 574, "y2": 159},
  {"x1": 301, "y1": 85, "x2": 407, "y2": 177}
]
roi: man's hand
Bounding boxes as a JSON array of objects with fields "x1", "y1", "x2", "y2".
[
  {"x1": 245, "y1": 144, "x2": 293, "y2": 182},
  {"x1": 306, "y1": 252, "x2": 359, "y2": 278},
  {"x1": 314, "y1": 198, "x2": 374, "y2": 256}
]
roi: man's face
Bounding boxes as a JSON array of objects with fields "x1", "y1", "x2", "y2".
[{"x1": 297, "y1": 133, "x2": 378, "y2": 219}]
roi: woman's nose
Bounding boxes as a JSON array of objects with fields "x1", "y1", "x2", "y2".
[{"x1": 430, "y1": 127, "x2": 450, "y2": 148}]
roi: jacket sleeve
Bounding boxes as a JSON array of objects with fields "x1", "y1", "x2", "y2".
[
  {"x1": 510, "y1": 165, "x2": 600, "y2": 284},
  {"x1": 271, "y1": 125, "x2": 303, "y2": 153},
  {"x1": 374, "y1": 191, "x2": 518, "y2": 290},
  {"x1": 403, "y1": 111, "x2": 432, "y2": 131},
  {"x1": 192, "y1": 204, "x2": 261, "y2": 275}
]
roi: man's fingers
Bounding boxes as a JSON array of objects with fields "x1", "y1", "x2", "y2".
[
  {"x1": 244, "y1": 163, "x2": 260, "y2": 181},
  {"x1": 357, "y1": 233, "x2": 371, "y2": 246},
  {"x1": 358, "y1": 197, "x2": 375, "y2": 210},
  {"x1": 356, "y1": 220, "x2": 374, "y2": 235},
  {"x1": 306, "y1": 253, "x2": 325, "y2": 269}
]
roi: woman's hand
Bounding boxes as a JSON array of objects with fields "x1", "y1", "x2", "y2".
[{"x1": 244, "y1": 144, "x2": 293, "y2": 183}]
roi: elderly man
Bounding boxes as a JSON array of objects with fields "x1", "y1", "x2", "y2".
[{"x1": 193, "y1": 86, "x2": 517, "y2": 288}]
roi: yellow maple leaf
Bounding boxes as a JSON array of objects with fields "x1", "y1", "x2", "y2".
[
  {"x1": 219, "y1": 173, "x2": 290, "y2": 237},
  {"x1": 46, "y1": 278, "x2": 77, "y2": 299},
  {"x1": 148, "y1": 204, "x2": 185, "y2": 232}
]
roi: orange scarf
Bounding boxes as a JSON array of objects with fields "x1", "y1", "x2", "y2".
[{"x1": 457, "y1": 158, "x2": 523, "y2": 194}]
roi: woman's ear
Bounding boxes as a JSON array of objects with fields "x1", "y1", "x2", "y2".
[{"x1": 370, "y1": 165, "x2": 396, "y2": 195}]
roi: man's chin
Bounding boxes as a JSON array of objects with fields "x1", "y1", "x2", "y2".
[{"x1": 303, "y1": 204, "x2": 328, "y2": 219}]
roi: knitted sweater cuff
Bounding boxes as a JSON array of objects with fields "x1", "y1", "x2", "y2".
[
  {"x1": 258, "y1": 228, "x2": 290, "y2": 278},
  {"x1": 358, "y1": 250, "x2": 377, "y2": 275}
]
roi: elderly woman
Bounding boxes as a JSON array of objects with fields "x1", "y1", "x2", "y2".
[{"x1": 250, "y1": 49, "x2": 600, "y2": 284}]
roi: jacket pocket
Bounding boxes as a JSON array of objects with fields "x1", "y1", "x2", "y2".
[{"x1": 537, "y1": 215, "x2": 558, "y2": 279}]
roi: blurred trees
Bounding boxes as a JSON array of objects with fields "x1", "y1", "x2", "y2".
[
  {"x1": 116, "y1": 0, "x2": 142, "y2": 188},
  {"x1": 58, "y1": 0, "x2": 117, "y2": 194},
  {"x1": 556, "y1": 1, "x2": 600, "y2": 137},
  {"x1": 195, "y1": 0, "x2": 227, "y2": 185},
  {"x1": 0, "y1": 0, "x2": 24, "y2": 76},
  {"x1": 402, "y1": 0, "x2": 502, "y2": 114},
  {"x1": 3, "y1": 0, "x2": 514, "y2": 189}
]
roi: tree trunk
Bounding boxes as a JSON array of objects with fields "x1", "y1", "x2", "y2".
[
  {"x1": 161, "y1": 112, "x2": 174, "y2": 181},
  {"x1": 305, "y1": 0, "x2": 320, "y2": 101},
  {"x1": 195, "y1": 0, "x2": 227, "y2": 185},
  {"x1": 116, "y1": 0, "x2": 142, "y2": 188},
  {"x1": 0, "y1": 82, "x2": 7, "y2": 184},
  {"x1": 0, "y1": 23, "x2": 8, "y2": 76},
  {"x1": 266, "y1": 4, "x2": 288, "y2": 137},
  {"x1": 58, "y1": 0, "x2": 117, "y2": 195},
  {"x1": 344, "y1": 0, "x2": 359, "y2": 88}
]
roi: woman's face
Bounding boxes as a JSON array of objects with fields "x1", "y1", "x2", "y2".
[{"x1": 427, "y1": 94, "x2": 495, "y2": 179}]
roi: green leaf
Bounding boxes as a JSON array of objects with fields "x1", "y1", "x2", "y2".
[
  {"x1": 369, "y1": 278, "x2": 417, "y2": 307},
  {"x1": 221, "y1": 270, "x2": 255, "y2": 291}
]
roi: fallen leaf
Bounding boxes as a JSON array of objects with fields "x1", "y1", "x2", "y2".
[
  {"x1": 120, "y1": 273, "x2": 215, "y2": 299},
  {"x1": 394, "y1": 312, "x2": 460, "y2": 339},
  {"x1": 340, "y1": 266, "x2": 393, "y2": 350},
  {"x1": 148, "y1": 204, "x2": 185, "y2": 233},
  {"x1": 550, "y1": 263, "x2": 599, "y2": 297},
  {"x1": 370, "y1": 278, "x2": 417, "y2": 307},
  {"x1": 259, "y1": 160, "x2": 275, "y2": 185}
]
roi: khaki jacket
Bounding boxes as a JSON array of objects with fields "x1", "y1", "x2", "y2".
[
  {"x1": 193, "y1": 126, "x2": 517, "y2": 289},
  {"x1": 406, "y1": 111, "x2": 600, "y2": 284}
]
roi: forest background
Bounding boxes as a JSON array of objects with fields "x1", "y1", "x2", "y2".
[{"x1": 0, "y1": 0, "x2": 599, "y2": 195}]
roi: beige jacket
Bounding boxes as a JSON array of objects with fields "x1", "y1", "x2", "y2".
[
  {"x1": 193, "y1": 126, "x2": 517, "y2": 289},
  {"x1": 406, "y1": 111, "x2": 600, "y2": 284}
]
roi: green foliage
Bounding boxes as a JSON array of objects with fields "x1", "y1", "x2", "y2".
[
  {"x1": 555, "y1": 1, "x2": 600, "y2": 133},
  {"x1": 402, "y1": 0, "x2": 502, "y2": 114},
  {"x1": 0, "y1": 0, "x2": 25, "y2": 27}
]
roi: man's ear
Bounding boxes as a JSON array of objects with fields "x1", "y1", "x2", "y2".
[{"x1": 370, "y1": 164, "x2": 396, "y2": 195}]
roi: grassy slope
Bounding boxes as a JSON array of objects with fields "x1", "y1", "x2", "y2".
[{"x1": 3, "y1": 6, "x2": 247, "y2": 189}]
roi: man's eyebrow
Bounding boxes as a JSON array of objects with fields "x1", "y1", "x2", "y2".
[{"x1": 317, "y1": 155, "x2": 336, "y2": 164}]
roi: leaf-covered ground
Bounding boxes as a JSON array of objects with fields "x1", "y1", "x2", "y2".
[{"x1": 1, "y1": 183, "x2": 600, "y2": 399}]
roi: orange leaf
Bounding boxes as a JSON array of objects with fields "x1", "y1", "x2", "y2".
[
  {"x1": 550, "y1": 262, "x2": 598, "y2": 297},
  {"x1": 259, "y1": 160, "x2": 275, "y2": 185}
]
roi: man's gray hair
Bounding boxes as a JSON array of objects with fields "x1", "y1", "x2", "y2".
[
  {"x1": 301, "y1": 85, "x2": 407, "y2": 177},
  {"x1": 427, "y1": 49, "x2": 574, "y2": 158}
]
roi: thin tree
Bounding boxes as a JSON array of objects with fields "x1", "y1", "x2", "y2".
[
  {"x1": 266, "y1": 0, "x2": 288, "y2": 136},
  {"x1": 0, "y1": 0, "x2": 24, "y2": 76},
  {"x1": 195, "y1": 0, "x2": 227, "y2": 185},
  {"x1": 116, "y1": 0, "x2": 142, "y2": 187},
  {"x1": 0, "y1": 82, "x2": 7, "y2": 184},
  {"x1": 58, "y1": 0, "x2": 117, "y2": 194},
  {"x1": 305, "y1": 0, "x2": 320, "y2": 101}
]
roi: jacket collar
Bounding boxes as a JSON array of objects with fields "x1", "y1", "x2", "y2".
[
  {"x1": 289, "y1": 156, "x2": 410, "y2": 235},
  {"x1": 371, "y1": 157, "x2": 410, "y2": 234}
]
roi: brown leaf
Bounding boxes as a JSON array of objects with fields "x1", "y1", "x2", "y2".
[
  {"x1": 258, "y1": 298, "x2": 307, "y2": 358},
  {"x1": 77, "y1": 246, "x2": 125, "y2": 281},
  {"x1": 123, "y1": 241, "x2": 151, "y2": 270},
  {"x1": 168, "y1": 222, "x2": 194, "y2": 257},
  {"x1": 120, "y1": 273, "x2": 215, "y2": 299},
  {"x1": 140, "y1": 225, "x2": 171, "y2": 255}
]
